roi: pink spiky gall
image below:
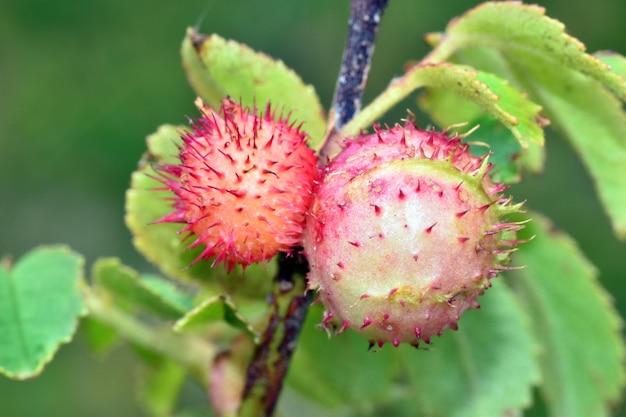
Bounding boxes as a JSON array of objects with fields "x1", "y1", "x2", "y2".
[
  {"x1": 303, "y1": 122, "x2": 525, "y2": 347},
  {"x1": 156, "y1": 97, "x2": 318, "y2": 271}
]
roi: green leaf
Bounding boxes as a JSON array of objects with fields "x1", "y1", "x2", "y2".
[
  {"x1": 181, "y1": 29, "x2": 326, "y2": 149},
  {"x1": 595, "y1": 51, "x2": 626, "y2": 80},
  {"x1": 416, "y1": 93, "x2": 526, "y2": 184},
  {"x1": 418, "y1": 75, "x2": 546, "y2": 181},
  {"x1": 510, "y1": 212, "x2": 625, "y2": 417},
  {"x1": 125, "y1": 124, "x2": 278, "y2": 289},
  {"x1": 141, "y1": 274, "x2": 194, "y2": 313},
  {"x1": 287, "y1": 303, "x2": 397, "y2": 410},
  {"x1": 173, "y1": 295, "x2": 257, "y2": 341},
  {"x1": 400, "y1": 280, "x2": 540, "y2": 417},
  {"x1": 427, "y1": 2, "x2": 626, "y2": 100},
  {"x1": 93, "y1": 258, "x2": 190, "y2": 320},
  {"x1": 422, "y1": 45, "x2": 549, "y2": 178},
  {"x1": 465, "y1": 115, "x2": 524, "y2": 184},
  {"x1": 345, "y1": 63, "x2": 545, "y2": 149},
  {"x1": 0, "y1": 246, "x2": 85, "y2": 379},
  {"x1": 528, "y1": 62, "x2": 626, "y2": 240},
  {"x1": 425, "y1": 1, "x2": 626, "y2": 239}
]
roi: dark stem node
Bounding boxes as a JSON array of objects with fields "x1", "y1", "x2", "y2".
[{"x1": 239, "y1": 254, "x2": 311, "y2": 416}]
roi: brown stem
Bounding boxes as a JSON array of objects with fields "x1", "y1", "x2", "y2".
[
  {"x1": 321, "y1": 0, "x2": 390, "y2": 161},
  {"x1": 238, "y1": 255, "x2": 311, "y2": 417}
]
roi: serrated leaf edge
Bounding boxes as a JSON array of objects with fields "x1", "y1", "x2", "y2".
[{"x1": 0, "y1": 245, "x2": 86, "y2": 380}]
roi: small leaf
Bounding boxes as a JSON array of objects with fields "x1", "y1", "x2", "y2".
[
  {"x1": 345, "y1": 63, "x2": 545, "y2": 149},
  {"x1": 510, "y1": 212, "x2": 625, "y2": 417},
  {"x1": 287, "y1": 304, "x2": 396, "y2": 409},
  {"x1": 423, "y1": 44, "x2": 548, "y2": 177},
  {"x1": 0, "y1": 246, "x2": 85, "y2": 379},
  {"x1": 595, "y1": 51, "x2": 626, "y2": 80},
  {"x1": 93, "y1": 258, "x2": 190, "y2": 320},
  {"x1": 181, "y1": 29, "x2": 327, "y2": 149},
  {"x1": 173, "y1": 295, "x2": 257, "y2": 341},
  {"x1": 141, "y1": 274, "x2": 194, "y2": 313},
  {"x1": 418, "y1": 78, "x2": 546, "y2": 181},
  {"x1": 400, "y1": 280, "x2": 540, "y2": 417},
  {"x1": 474, "y1": 70, "x2": 546, "y2": 148},
  {"x1": 425, "y1": 2, "x2": 626, "y2": 238},
  {"x1": 428, "y1": 2, "x2": 626, "y2": 100}
]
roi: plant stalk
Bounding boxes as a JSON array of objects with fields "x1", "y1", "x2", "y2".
[
  {"x1": 84, "y1": 289, "x2": 215, "y2": 382},
  {"x1": 238, "y1": 255, "x2": 310, "y2": 417},
  {"x1": 320, "y1": 0, "x2": 390, "y2": 162}
]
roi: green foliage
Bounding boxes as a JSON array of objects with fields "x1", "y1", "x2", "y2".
[
  {"x1": 529, "y1": 64, "x2": 626, "y2": 239},
  {"x1": 93, "y1": 258, "x2": 191, "y2": 319},
  {"x1": 424, "y1": 1, "x2": 626, "y2": 239},
  {"x1": 344, "y1": 62, "x2": 545, "y2": 150},
  {"x1": 426, "y1": 3, "x2": 626, "y2": 99},
  {"x1": 80, "y1": 316, "x2": 119, "y2": 354},
  {"x1": 287, "y1": 304, "x2": 397, "y2": 410},
  {"x1": 125, "y1": 124, "x2": 221, "y2": 285},
  {"x1": 596, "y1": 52, "x2": 626, "y2": 79},
  {"x1": 511, "y1": 213, "x2": 625, "y2": 417},
  {"x1": 0, "y1": 246, "x2": 85, "y2": 379},
  {"x1": 288, "y1": 280, "x2": 540, "y2": 417},
  {"x1": 173, "y1": 295, "x2": 258, "y2": 341},
  {"x1": 465, "y1": 116, "x2": 525, "y2": 184},
  {"x1": 400, "y1": 280, "x2": 539, "y2": 417},
  {"x1": 181, "y1": 29, "x2": 327, "y2": 149}
]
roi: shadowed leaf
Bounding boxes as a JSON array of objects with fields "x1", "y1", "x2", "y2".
[
  {"x1": 135, "y1": 347, "x2": 187, "y2": 417},
  {"x1": 286, "y1": 303, "x2": 396, "y2": 409},
  {"x1": 510, "y1": 212, "x2": 625, "y2": 417},
  {"x1": 400, "y1": 280, "x2": 540, "y2": 417}
]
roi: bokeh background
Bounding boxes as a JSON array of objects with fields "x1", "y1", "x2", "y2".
[{"x1": 1, "y1": 0, "x2": 625, "y2": 416}]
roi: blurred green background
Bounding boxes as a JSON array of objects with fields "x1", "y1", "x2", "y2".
[{"x1": 1, "y1": 0, "x2": 625, "y2": 416}]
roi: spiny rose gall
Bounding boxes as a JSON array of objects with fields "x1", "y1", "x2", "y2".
[
  {"x1": 157, "y1": 97, "x2": 318, "y2": 271},
  {"x1": 303, "y1": 122, "x2": 525, "y2": 348}
]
